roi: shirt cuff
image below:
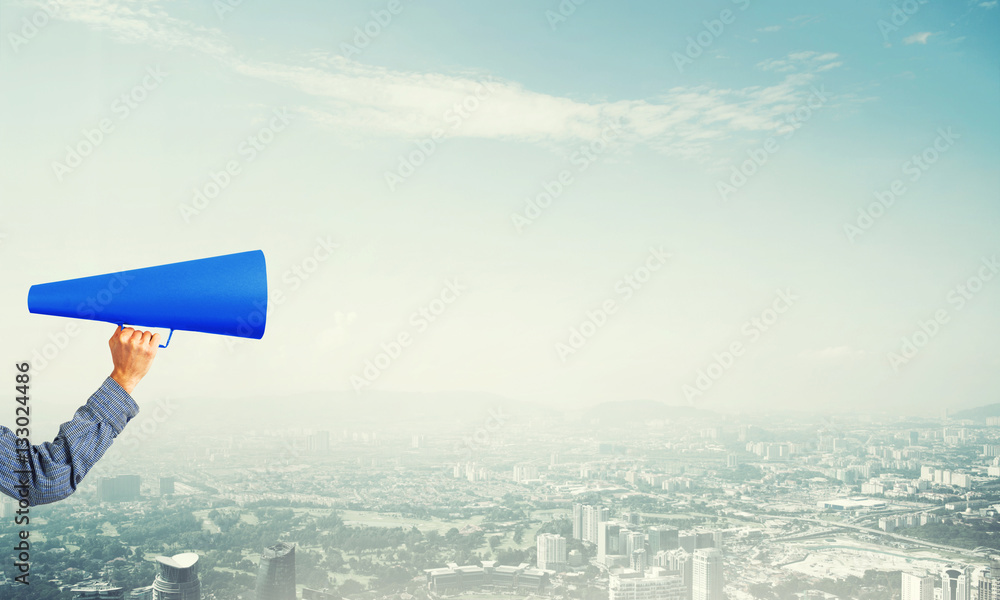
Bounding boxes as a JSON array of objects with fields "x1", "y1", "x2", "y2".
[{"x1": 86, "y1": 376, "x2": 140, "y2": 433}]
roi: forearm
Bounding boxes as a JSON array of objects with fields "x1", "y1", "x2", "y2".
[{"x1": 0, "y1": 378, "x2": 138, "y2": 506}]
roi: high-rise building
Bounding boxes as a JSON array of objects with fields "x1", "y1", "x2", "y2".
[
  {"x1": 255, "y1": 542, "x2": 296, "y2": 600},
  {"x1": 129, "y1": 587, "x2": 153, "y2": 600},
  {"x1": 159, "y1": 477, "x2": 175, "y2": 496},
  {"x1": 307, "y1": 431, "x2": 330, "y2": 454},
  {"x1": 597, "y1": 521, "x2": 623, "y2": 566},
  {"x1": 942, "y1": 566, "x2": 971, "y2": 600},
  {"x1": 513, "y1": 464, "x2": 539, "y2": 483},
  {"x1": 572, "y1": 503, "x2": 584, "y2": 540},
  {"x1": 976, "y1": 567, "x2": 1000, "y2": 600},
  {"x1": 631, "y1": 549, "x2": 647, "y2": 575},
  {"x1": 583, "y1": 505, "x2": 609, "y2": 545},
  {"x1": 152, "y1": 553, "x2": 201, "y2": 600},
  {"x1": 128, "y1": 585, "x2": 153, "y2": 600},
  {"x1": 0, "y1": 495, "x2": 15, "y2": 519},
  {"x1": 98, "y1": 475, "x2": 141, "y2": 502},
  {"x1": 536, "y1": 533, "x2": 567, "y2": 570},
  {"x1": 692, "y1": 548, "x2": 723, "y2": 600},
  {"x1": 694, "y1": 532, "x2": 715, "y2": 550},
  {"x1": 609, "y1": 568, "x2": 686, "y2": 600},
  {"x1": 624, "y1": 531, "x2": 645, "y2": 559},
  {"x1": 648, "y1": 527, "x2": 679, "y2": 554},
  {"x1": 902, "y1": 572, "x2": 935, "y2": 600},
  {"x1": 654, "y1": 548, "x2": 692, "y2": 595}
]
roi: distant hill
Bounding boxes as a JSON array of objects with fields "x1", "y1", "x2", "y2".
[
  {"x1": 952, "y1": 403, "x2": 1000, "y2": 420},
  {"x1": 142, "y1": 391, "x2": 723, "y2": 435},
  {"x1": 163, "y1": 389, "x2": 553, "y2": 432},
  {"x1": 582, "y1": 399, "x2": 715, "y2": 425}
]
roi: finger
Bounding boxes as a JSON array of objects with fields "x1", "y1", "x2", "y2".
[
  {"x1": 120, "y1": 327, "x2": 136, "y2": 341},
  {"x1": 128, "y1": 328, "x2": 144, "y2": 343},
  {"x1": 141, "y1": 330, "x2": 154, "y2": 346},
  {"x1": 150, "y1": 332, "x2": 162, "y2": 347}
]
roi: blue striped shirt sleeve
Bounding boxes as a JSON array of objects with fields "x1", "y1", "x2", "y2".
[{"x1": 0, "y1": 377, "x2": 139, "y2": 506}]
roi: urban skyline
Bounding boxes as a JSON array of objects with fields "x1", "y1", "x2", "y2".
[{"x1": 4, "y1": 390, "x2": 1000, "y2": 599}]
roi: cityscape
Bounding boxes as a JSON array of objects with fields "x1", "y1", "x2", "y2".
[{"x1": 2, "y1": 393, "x2": 999, "y2": 600}]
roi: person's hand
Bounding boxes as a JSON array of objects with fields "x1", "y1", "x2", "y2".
[{"x1": 109, "y1": 326, "x2": 160, "y2": 395}]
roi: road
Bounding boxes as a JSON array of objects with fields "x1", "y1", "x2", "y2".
[{"x1": 778, "y1": 516, "x2": 991, "y2": 558}]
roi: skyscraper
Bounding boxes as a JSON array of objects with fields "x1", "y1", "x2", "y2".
[
  {"x1": 624, "y1": 531, "x2": 645, "y2": 560},
  {"x1": 159, "y1": 477, "x2": 175, "y2": 496},
  {"x1": 597, "y1": 521, "x2": 622, "y2": 566},
  {"x1": 0, "y1": 495, "x2": 15, "y2": 519},
  {"x1": 583, "y1": 505, "x2": 609, "y2": 544},
  {"x1": 902, "y1": 572, "x2": 935, "y2": 600},
  {"x1": 942, "y1": 566, "x2": 971, "y2": 600},
  {"x1": 692, "y1": 548, "x2": 723, "y2": 600},
  {"x1": 536, "y1": 533, "x2": 567, "y2": 570},
  {"x1": 98, "y1": 475, "x2": 141, "y2": 502},
  {"x1": 307, "y1": 431, "x2": 330, "y2": 454},
  {"x1": 631, "y1": 549, "x2": 647, "y2": 575},
  {"x1": 512, "y1": 464, "x2": 539, "y2": 482},
  {"x1": 694, "y1": 532, "x2": 715, "y2": 550},
  {"x1": 255, "y1": 542, "x2": 296, "y2": 600},
  {"x1": 152, "y1": 553, "x2": 201, "y2": 600},
  {"x1": 572, "y1": 503, "x2": 584, "y2": 540},
  {"x1": 648, "y1": 527, "x2": 680, "y2": 554},
  {"x1": 976, "y1": 567, "x2": 1000, "y2": 600}
]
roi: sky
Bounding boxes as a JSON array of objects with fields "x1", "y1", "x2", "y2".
[{"x1": 0, "y1": 0, "x2": 998, "y2": 426}]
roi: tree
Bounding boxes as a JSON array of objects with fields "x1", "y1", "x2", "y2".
[
  {"x1": 513, "y1": 525, "x2": 526, "y2": 544},
  {"x1": 339, "y1": 578, "x2": 365, "y2": 596}
]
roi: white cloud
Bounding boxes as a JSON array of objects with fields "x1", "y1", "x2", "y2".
[
  {"x1": 980, "y1": 1, "x2": 997, "y2": 8},
  {"x1": 38, "y1": 0, "x2": 845, "y2": 160},
  {"x1": 788, "y1": 14, "x2": 823, "y2": 26},
  {"x1": 757, "y1": 51, "x2": 839, "y2": 73},
  {"x1": 904, "y1": 32, "x2": 934, "y2": 44}
]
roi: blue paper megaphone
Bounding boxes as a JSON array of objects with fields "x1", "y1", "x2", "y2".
[{"x1": 27, "y1": 250, "x2": 267, "y2": 348}]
